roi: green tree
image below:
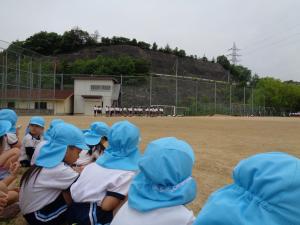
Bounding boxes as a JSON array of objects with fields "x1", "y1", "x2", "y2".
[
  {"x1": 217, "y1": 55, "x2": 231, "y2": 70},
  {"x1": 21, "y1": 31, "x2": 62, "y2": 55},
  {"x1": 60, "y1": 28, "x2": 96, "y2": 52},
  {"x1": 152, "y1": 42, "x2": 158, "y2": 51}
]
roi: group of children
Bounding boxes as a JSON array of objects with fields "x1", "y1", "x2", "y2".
[
  {"x1": 0, "y1": 108, "x2": 299, "y2": 225},
  {"x1": 94, "y1": 105, "x2": 165, "y2": 117}
]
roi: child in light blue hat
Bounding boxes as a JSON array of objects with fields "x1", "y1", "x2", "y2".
[
  {"x1": 30, "y1": 119, "x2": 64, "y2": 166},
  {"x1": 111, "y1": 137, "x2": 197, "y2": 225},
  {"x1": 19, "y1": 122, "x2": 89, "y2": 225},
  {"x1": 0, "y1": 120, "x2": 20, "y2": 213},
  {"x1": 43, "y1": 119, "x2": 64, "y2": 141},
  {"x1": 193, "y1": 152, "x2": 300, "y2": 225},
  {"x1": 20, "y1": 116, "x2": 45, "y2": 167},
  {"x1": 69, "y1": 120, "x2": 142, "y2": 225},
  {"x1": 0, "y1": 109, "x2": 21, "y2": 149},
  {"x1": 76, "y1": 121, "x2": 110, "y2": 167}
]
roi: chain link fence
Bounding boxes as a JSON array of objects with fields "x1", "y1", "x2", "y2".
[
  {"x1": 0, "y1": 40, "x2": 57, "y2": 114},
  {"x1": 0, "y1": 40, "x2": 277, "y2": 116}
]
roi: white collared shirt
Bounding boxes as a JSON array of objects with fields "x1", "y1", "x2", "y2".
[
  {"x1": 111, "y1": 202, "x2": 195, "y2": 225},
  {"x1": 19, "y1": 162, "x2": 79, "y2": 214},
  {"x1": 71, "y1": 163, "x2": 135, "y2": 205},
  {"x1": 31, "y1": 140, "x2": 47, "y2": 166},
  {"x1": 20, "y1": 133, "x2": 44, "y2": 161}
]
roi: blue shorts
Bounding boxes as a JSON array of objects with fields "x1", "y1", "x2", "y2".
[
  {"x1": 67, "y1": 202, "x2": 113, "y2": 225},
  {"x1": 0, "y1": 168, "x2": 10, "y2": 180},
  {"x1": 23, "y1": 194, "x2": 68, "y2": 225}
]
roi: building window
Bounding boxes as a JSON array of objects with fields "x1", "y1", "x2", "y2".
[
  {"x1": 35, "y1": 102, "x2": 47, "y2": 109},
  {"x1": 90, "y1": 85, "x2": 111, "y2": 91},
  {"x1": 7, "y1": 102, "x2": 15, "y2": 109}
]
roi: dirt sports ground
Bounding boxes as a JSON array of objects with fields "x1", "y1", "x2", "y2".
[{"x1": 2, "y1": 115, "x2": 300, "y2": 225}]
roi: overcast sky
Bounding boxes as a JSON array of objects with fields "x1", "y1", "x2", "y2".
[{"x1": 1, "y1": 0, "x2": 299, "y2": 81}]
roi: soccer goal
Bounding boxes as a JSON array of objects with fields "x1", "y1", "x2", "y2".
[{"x1": 151, "y1": 105, "x2": 188, "y2": 116}]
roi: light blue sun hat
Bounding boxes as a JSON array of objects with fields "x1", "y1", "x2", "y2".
[
  {"x1": 193, "y1": 152, "x2": 300, "y2": 225},
  {"x1": 36, "y1": 122, "x2": 89, "y2": 168},
  {"x1": 84, "y1": 122, "x2": 110, "y2": 146},
  {"x1": 96, "y1": 120, "x2": 141, "y2": 171},
  {"x1": 0, "y1": 120, "x2": 12, "y2": 137},
  {"x1": 128, "y1": 137, "x2": 197, "y2": 212},
  {"x1": 0, "y1": 109, "x2": 18, "y2": 133},
  {"x1": 29, "y1": 116, "x2": 45, "y2": 128},
  {"x1": 44, "y1": 119, "x2": 64, "y2": 140}
]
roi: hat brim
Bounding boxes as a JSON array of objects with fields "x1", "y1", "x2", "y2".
[
  {"x1": 36, "y1": 142, "x2": 67, "y2": 168},
  {"x1": 84, "y1": 134, "x2": 102, "y2": 146},
  {"x1": 75, "y1": 143, "x2": 90, "y2": 151},
  {"x1": 29, "y1": 122, "x2": 44, "y2": 128}
]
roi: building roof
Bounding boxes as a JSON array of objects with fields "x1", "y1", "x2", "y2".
[
  {"x1": 2, "y1": 89, "x2": 74, "y2": 101},
  {"x1": 73, "y1": 75, "x2": 119, "y2": 83}
]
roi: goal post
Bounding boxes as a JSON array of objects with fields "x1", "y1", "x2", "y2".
[{"x1": 150, "y1": 105, "x2": 188, "y2": 116}]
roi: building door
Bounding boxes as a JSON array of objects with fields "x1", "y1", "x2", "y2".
[{"x1": 84, "y1": 99, "x2": 102, "y2": 116}]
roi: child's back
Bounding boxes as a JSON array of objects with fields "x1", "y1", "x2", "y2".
[
  {"x1": 111, "y1": 137, "x2": 197, "y2": 225},
  {"x1": 112, "y1": 202, "x2": 194, "y2": 225}
]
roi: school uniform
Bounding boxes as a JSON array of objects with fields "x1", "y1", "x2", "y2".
[
  {"x1": 93, "y1": 106, "x2": 97, "y2": 116},
  {"x1": 112, "y1": 137, "x2": 197, "y2": 225},
  {"x1": 76, "y1": 122, "x2": 110, "y2": 167},
  {"x1": 3, "y1": 132, "x2": 18, "y2": 151},
  {"x1": 20, "y1": 133, "x2": 44, "y2": 166},
  {"x1": 0, "y1": 132, "x2": 19, "y2": 180},
  {"x1": 20, "y1": 122, "x2": 89, "y2": 225},
  {"x1": 20, "y1": 163, "x2": 79, "y2": 224},
  {"x1": 70, "y1": 163, "x2": 136, "y2": 225},
  {"x1": 98, "y1": 107, "x2": 103, "y2": 115},
  {"x1": 68, "y1": 120, "x2": 141, "y2": 225},
  {"x1": 30, "y1": 140, "x2": 47, "y2": 166},
  {"x1": 111, "y1": 202, "x2": 195, "y2": 225}
]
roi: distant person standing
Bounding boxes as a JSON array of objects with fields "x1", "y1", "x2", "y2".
[
  {"x1": 93, "y1": 105, "x2": 97, "y2": 117},
  {"x1": 105, "y1": 106, "x2": 109, "y2": 117},
  {"x1": 97, "y1": 106, "x2": 102, "y2": 116}
]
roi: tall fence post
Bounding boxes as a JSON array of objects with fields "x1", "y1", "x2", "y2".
[
  {"x1": 120, "y1": 74, "x2": 123, "y2": 107},
  {"x1": 38, "y1": 61, "x2": 42, "y2": 113},
  {"x1": 195, "y1": 80, "x2": 198, "y2": 115},
  {"x1": 229, "y1": 84, "x2": 232, "y2": 115},
  {"x1": 243, "y1": 86, "x2": 246, "y2": 116},
  {"x1": 149, "y1": 75, "x2": 152, "y2": 107},
  {"x1": 17, "y1": 54, "x2": 20, "y2": 100},
  {"x1": 251, "y1": 87, "x2": 254, "y2": 115},
  {"x1": 53, "y1": 61, "x2": 56, "y2": 99},
  {"x1": 1, "y1": 52, "x2": 5, "y2": 107},
  {"x1": 175, "y1": 58, "x2": 178, "y2": 115},
  {"x1": 4, "y1": 50, "x2": 7, "y2": 106},
  {"x1": 214, "y1": 81, "x2": 217, "y2": 114}
]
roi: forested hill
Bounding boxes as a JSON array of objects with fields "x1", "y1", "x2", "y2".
[{"x1": 57, "y1": 44, "x2": 229, "y2": 81}]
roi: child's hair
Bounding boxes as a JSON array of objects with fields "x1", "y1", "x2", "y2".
[
  {"x1": 20, "y1": 165, "x2": 43, "y2": 186},
  {"x1": 0, "y1": 135, "x2": 4, "y2": 152}
]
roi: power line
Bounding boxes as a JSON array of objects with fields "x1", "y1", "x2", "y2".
[{"x1": 243, "y1": 32, "x2": 300, "y2": 56}]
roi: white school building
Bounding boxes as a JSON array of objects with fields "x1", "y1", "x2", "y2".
[
  {"x1": 1, "y1": 76, "x2": 121, "y2": 116},
  {"x1": 73, "y1": 76, "x2": 120, "y2": 115}
]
